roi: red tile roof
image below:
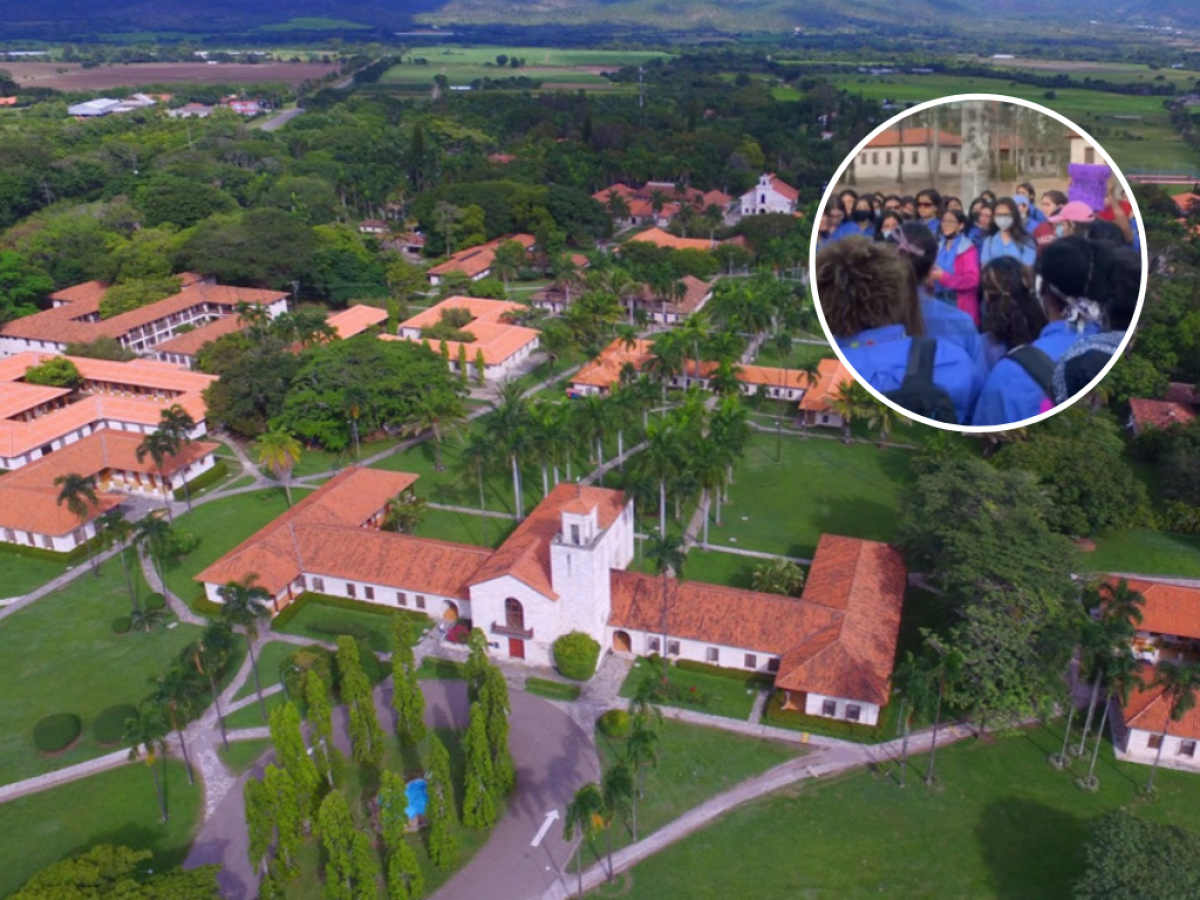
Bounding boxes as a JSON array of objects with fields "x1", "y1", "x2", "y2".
[
  {"x1": 768, "y1": 174, "x2": 799, "y2": 202},
  {"x1": 326, "y1": 305, "x2": 389, "y2": 339},
  {"x1": 1173, "y1": 193, "x2": 1200, "y2": 214},
  {"x1": 0, "y1": 484, "x2": 124, "y2": 537},
  {"x1": 1130, "y1": 398, "x2": 1196, "y2": 431},
  {"x1": 866, "y1": 128, "x2": 962, "y2": 148},
  {"x1": 626, "y1": 228, "x2": 718, "y2": 252},
  {"x1": 1122, "y1": 665, "x2": 1200, "y2": 741},
  {"x1": 393, "y1": 297, "x2": 539, "y2": 366},
  {"x1": 1165, "y1": 382, "x2": 1200, "y2": 406},
  {"x1": 798, "y1": 358, "x2": 854, "y2": 412},
  {"x1": 571, "y1": 338, "x2": 656, "y2": 389},
  {"x1": 1111, "y1": 577, "x2": 1200, "y2": 640},
  {"x1": 426, "y1": 234, "x2": 536, "y2": 279},
  {"x1": 153, "y1": 315, "x2": 247, "y2": 358},
  {"x1": 633, "y1": 275, "x2": 714, "y2": 315},
  {"x1": 469, "y1": 483, "x2": 628, "y2": 600}
]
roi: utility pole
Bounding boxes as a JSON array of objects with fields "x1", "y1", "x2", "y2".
[
  {"x1": 961, "y1": 101, "x2": 990, "y2": 207},
  {"x1": 931, "y1": 106, "x2": 941, "y2": 194}
]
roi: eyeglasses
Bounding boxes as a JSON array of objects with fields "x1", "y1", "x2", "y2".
[{"x1": 917, "y1": 202, "x2": 935, "y2": 208}]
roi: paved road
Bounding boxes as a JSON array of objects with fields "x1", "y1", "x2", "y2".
[{"x1": 258, "y1": 107, "x2": 304, "y2": 131}]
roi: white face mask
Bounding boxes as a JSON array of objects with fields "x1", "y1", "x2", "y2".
[{"x1": 995, "y1": 215, "x2": 1014, "y2": 232}]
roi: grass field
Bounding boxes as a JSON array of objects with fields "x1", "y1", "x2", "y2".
[
  {"x1": 0, "y1": 554, "x2": 208, "y2": 786},
  {"x1": 701, "y1": 433, "x2": 914, "y2": 557},
  {"x1": 232, "y1": 639, "x2": 302, "y2": 702},
  {"x1": 590, "y1": 724, "x2": 1200, "y2": 900},
  {"x1": 405, "y1": 45, "x2": 670, "y2": 68},
  {"x1": 218, "y1": 738, "x2": 273, "y2": 774},
  {"x1": 271, "y1": 595, "x2": 433, "y2": 654},
  {"x1": 618, "y1": 657, "x2": 762, "y2": 721},
  {"x1": 417, "y1": 507, "x2": 516, "y2": 548},
  {"x1": 1082, "y1": 528, "x2": 1200, "y2": 578},
  {"x1": 0, "y1": 759, "x2": 202, "y2": 898},
  {"x1": 0, "y1": 548, "x2": 67, "y2": 597},
  {"x1": 577, "y1": 719, "x2": 802, "y2": 870}
]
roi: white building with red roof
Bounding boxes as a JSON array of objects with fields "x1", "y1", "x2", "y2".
[
  {"x1": 197, "y1": 470, "x2": 907, "y2": 724},
  {"x1": 738, "y1": 173, "x2": 799, "y2": 217},
  {"x1": 389, "y1": 296, "x2": 540, "y2": 382}
]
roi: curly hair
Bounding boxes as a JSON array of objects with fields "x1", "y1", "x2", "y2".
[
  {"x1": 1039, "y1": 236, "x2": 1141, "y2": 331},
  {"x1": 815, "y1": 236, "x2": 924, "y2": 338},
  {"x1": 981, "y1": 257, "x2": 1045, "y2": 349}
]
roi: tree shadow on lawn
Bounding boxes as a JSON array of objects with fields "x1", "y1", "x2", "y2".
[
  {"x1": 976, "y1": 797, "x2": 1088, "y2": 900},
  {"x1": 811, "y1": 496, "x2": 902, "y2": 547}
]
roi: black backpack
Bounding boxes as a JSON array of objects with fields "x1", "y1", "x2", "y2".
[
  {"x1": 1006, "y1": 345, "x2": 1056, "y2": 409},
  {"x1": 883, "y1": 337, "x2": 959, "y2": 424},
  {"x1": 1063, "y1": 349, "x2": 1113, "y2": 400}
]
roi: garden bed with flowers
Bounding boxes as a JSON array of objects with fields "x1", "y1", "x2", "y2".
[{"x1": 617, "y1": 656, "x2": 760, "y2": 721}]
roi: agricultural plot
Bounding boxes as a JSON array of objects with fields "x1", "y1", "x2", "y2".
[{"x1": 0, "y1": 61, "x2": 338, "y2": 91}]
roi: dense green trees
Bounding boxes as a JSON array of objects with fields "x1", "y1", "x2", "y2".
[
  {"x1": 9, "y1": 845, "x2": 219, "y2": 900},
  {"x1": 1073, "y1": 811, "x2": 1200, "y2": 899}
]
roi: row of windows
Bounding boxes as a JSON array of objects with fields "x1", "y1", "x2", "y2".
[
  {"x1": 304, "y1": 575, "x2": 430, "y2": 610},
  {"x1": 857, "y1": 150, "x2": 959, "y2": 166},
  {"x1": 645, "y1": 637, "x2": 780, "y2": 672},
  {"x1": 1147, "y1": 734, "x2": 1197, "y2": 757},
  {"x1": 822, "y1": 699, "x2": 862, "y2": 722}
]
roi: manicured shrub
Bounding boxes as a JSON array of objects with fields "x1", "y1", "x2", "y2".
[
  {"x1": 356, "y1": 637, "x2": 388, "y2": 686},
  {"x1": 598, "y1": 709, "x2": 631, "y2": 738},
  {"x1": 111, "y1": 616, "x2": 131, "y2": 635},
  {"x1": 552, "y1": 631, "x2": 601, "y2": 681},
  {"x1": 34, "y1": 714, "x2": 82, "y2": 753},
  {"x1": 173, "y1": 459, "x2": 228, "y2": 499},
  {"x1": 525, "y1": 677, "x2": 582, "y2": 701},
  {"x1": 675, "y1": 658, "x2": 775, "y2": 687},
  {"x1": 144, "y1": 593, "x2": 166, "y2": 611},
  {"x1": 282, "y1": 645, "x2": 335, "y2": 700},
  {"x1": 93, "y1": 704, "x2": 138, "y2": 745},
  {"x1": 446, "y1": 622, "x2": 470, "y2": 644}
]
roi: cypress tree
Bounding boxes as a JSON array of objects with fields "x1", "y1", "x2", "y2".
[
  {"x1": 337, "y1": 636, "x2": 385, "y2": 767},
  {"x1": 465, "y1": 628, "x2": 489, "y2": 702},
  {"x1": 318, "y1": 792, "x2": 356, "y2": 900},
  {"x1": 480, "y1": 665, "x2": 515, "y2": 795},
  {"x1": 268, "y1": 702, "x2": 320, "y2": 819},
  {"x1": 462, "y1": 704, "x2": 498, "y2": 829},
  {"x1": 457, "y1": 343, "x2": 469, "y2": 386},
  {"x1": 306, "y1": 669, "x2": 343, "y2": 788},
  {"x1": 474, "y1": 349, "x2": 486, "y2": 385},
  {"x1": 244, "y1": 777, "x2": 273, "y2": 878},
  {"x1": 391, "y1": 618, "x2": 426, "y2": 746},
  {"x1": 379, "y1": 770, "x2": 424, "y2": 899},
  {"x1": 262, "y1": 764, "x2": 302, "y2": 879},
  {"x1": 425, "y1": 735, "x2": 458, "y2": 869}
]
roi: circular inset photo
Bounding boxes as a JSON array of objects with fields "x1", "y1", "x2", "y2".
[{"x1": 809, "y1": 94, "x2": 1148, "y2": 432}]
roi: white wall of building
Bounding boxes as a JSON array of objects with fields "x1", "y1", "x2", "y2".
[
  {"x1": 852, "y1": 145, "x2": 960, "y2": 182},
  {"x1": 802, "y1": 691, "x2": 881, "y2": 727},
  {"x1": 0, "y1": 519, "x2": 99, "y2": 553},
  {"x1": 609, "y1": 625, "x2": 782, "y2": 675},
  {"x1": 1122, "y1": 726, "x2": 1200, "y2": 772},
  {"x1": 739, "y1": 174, "x2": 796, "y2": 217}
]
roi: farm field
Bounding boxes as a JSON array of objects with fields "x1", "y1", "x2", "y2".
[
  {"x1": 405, "y1": 46, "x2": 671, "y2": 67},
  {"x1": 0, "y1": 61, "x2": 339, "y2": 91}
]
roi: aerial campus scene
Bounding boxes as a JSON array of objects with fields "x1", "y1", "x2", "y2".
[{"x1": 1, "y1": 2, "x2": 1200, "y2": 899}]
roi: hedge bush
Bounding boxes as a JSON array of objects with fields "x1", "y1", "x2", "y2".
[
  {"x1": 173, "y1": 459, "x2": 228, "y2": 500},
  {"x1": 281, "y1": 645, "x2": 335, "y2": 701},
  {"x1": 356, "y1": 637, "x2": 388, "y2": 686},
  {"x1": 111, "y1": 616, "x2": 131, "y2": 635},
  {"x1": 144, "y1": 592, "x2": 166, "y2": 611},
  {"x1": 552, "y1": 631, "x2": 601, "y2": 681},
  {"x1": 0, "y1": 535, "x2": 101, "y2": 564},
  {"x1": 34, "y1": 714, "x2": 82, "y2": 753},
  {"x1": 93, "y1": 704, "x2": 138, "y2": 745},
  {"x1": 675, "y1": 658, "x2": 775, "y2": 688},
  {"x1": 525, "y1": 677, "x2": 582, "y2": 701},
  {"x1": 598, "y1": 709, "x2": 631, "y2": 738}
]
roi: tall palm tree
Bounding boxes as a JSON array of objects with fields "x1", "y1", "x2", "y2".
[
  {"x1": 402, "y1": 393, "x2": 468, "y2": 473},
  {"x1": 796, "y1": 357, "x2": 823, "y2": 438},
  {"x1": 125, "y1": 703, "x2": 170, "y2": 822},
  {"x1": 1079, "y1": 647, "x2": 1142, "y2": 791},
  {"x1": 1076, "y1": 580, "x2": 1145, "y2": 757},
  {"x1": 865, "y1": 395, "x2": 910, "y2": 448},
  {"x1": 642, "y1": 421, "x2": 682, "y2": 537},
  {"x1": 151, "y1": 663, "x2": 201, "y2": 785},
  {"x1": 574, "y1": 394, "x2": 612, "y2": 469},
  {"x1": 485, "y1": 381, "x2": 533, "y2": 520},
  {"x1": 459, "y1": 430, "x2": 493, "y2": 547},
  {"x1": 600, "y1": 763, "x2": 633, "y2": 880},
  {"x1": 54, "y1": 472, "x2": 100, "y2": 577},
  {"x1": 622, "y1": 715, "x2": 659, "y2": 841},
  {"x1": 605, "y1": 190, "x2": 631, "y2": 224},
  {"x1": 190, "y1": 621, "x2": 235, "y2": 752},
  {"x1": 1145, "y1": 660, "x2": 1200, "y2": 793},
  {"x1": 219, "y1": 575, "x2": 274, "y2": 721},
  {"x1": 256, "y1": 426, "x2": 302, "y2": 507},
  {"x1": 703, "y1": 203, "x2": 724, "y2": 240},
  {"x1": 829, "y1": 380, "x2": 871, "y2": 444},
  {"x1": 97, "y1": 510, "x2": 138, "y2": 612},
  {"x1": 923, "y1": 635, "x2": 961, "y2": 787},
  {"x1": 491, "y1": 239, "x2": 526, "y2": 294},
  {"x1": 690, "y1": 438, "x2": 727, "y2": 549},
  {"x1": 136, "y1": 430, "x2": 179, "y2": 518},
  {"x1": 134, "y1": 511, "x2": 174, "y2": 598},
  {"x1": 892, "y1": 651, "x2": 934, "y2": 788},
  {"x1": 382, "y1": 488, "x2": 428, "y2": 535},
  {"x1": 645, "y1": 530, "x2": 685, "y2": 682},
  {"x1": 157, "y1": 405, "x2": 196, "y2": 511},
  {"x1": 563, "y1": 783, "x2": 606, "y2": 896},
  {"x1": 549, "y1": 253, "x2": 583, "y2": 307}
]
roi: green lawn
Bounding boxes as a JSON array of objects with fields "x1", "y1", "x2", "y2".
[
  {"x1": 416, "y1": 507, "x2": 516, "y2": 548},
  {"x1": 0, "y1": 760, "x2": 202, "y2": 898},
  {"x1": 618, "y1": 657, "x2": 761, "y2": 721},
  {"x1": 233, "y1": 640, "x2": 302, "y2": 702},
  {"x1": 252, "y1": 436, "x2": 402, "y2": 479},
  {"x1": 753, "y1": 340, "x2": 835, "y2": 369},
  {"x1": 403, "y1": 45, "x2": 670, "y2": 67},
  {"x1": 1082, "y1": 529, "x2": 1200, "y2": 578},
  {"x1": 224, "y1": 689, "x2": 286, "y2": 731},
  {"x1": 701, "y1": 433, "x2": 914, "y2": 557},
  {"x1": 381, "y1": 63, "x2": 609, "y2": 88},
  {"x1": 418, "y1": 657, "x2": 468, "y2": 680},
  {"x1": 0, "y1": 555, "x2": 208, "y2": 786},
  {"x1": 0, "y1": 548, "x2": 68, "y2": 597},
  {"x1": 578, "y1": 718, "x2": 802, "y2": 871},
  {"x1": 677, "y1": 550, "x2": 762, "y2": 590},
  {"x1": 271, "y1": 595, "x2": 433, "y2": 654},
  {"x1": 218, "y1": 738, "x2": 273, "y2": 774},
  {"x1": 591, "y1": 724, "x2": 1200, "y2": 900},
  {"x1": 163, "y1": 488, "x2": 298, "y2": 605}
]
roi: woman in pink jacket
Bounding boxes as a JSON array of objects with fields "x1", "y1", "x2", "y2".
[{"x1": 931, "y1": 209, "x2": 982, "y2": 326}]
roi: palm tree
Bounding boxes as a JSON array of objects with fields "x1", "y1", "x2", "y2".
[
  {"x1": 1076, "y1": 581, "x2": 1145, "y2": 757},
  {"x1": 923, "y1": 635, "x2": 961, "y2": 787},
  {"x1": 151, "y1": 663, "x2": 201, "y2": 785},
  {"x1": 709, "y1": 396, "x2": 751, "y2": 506},
  {"x1": 549, "y1": 253, "x2": 583, "y2": 307},
  {"x1": 125, "y1": 703, "x2": 170, "y2": 822},
  {"x1": 690, "y1": 438, "x2": 727, "y2": 549},
  {"x1": 829, "y1": 380, "x2": 871, "y2": 444},
  {"x1": 1145, "y1": 660, "x2": 1200, "y2": 793},
  {"x1": 190, "y1": 621, "x2": 235, "y2": 752},
  {"x1": 54, "y1": 472, "x2": 100, "y2": 577},
  {"x1": 491, "y1": 239, "x2": 527, "y2": 294},
  {"x1": 158, "y1": 405, "x2": 196, "y2": 511},
  {"x1": 642, "y1": 421, "x2": 682, "y2": 537},
  {"x1": 1078, "y1": 647, "x2": 1142, "y2": 791},
  {"x1": 136, "y1": 429, "x2": 179, "y2": 517},
  {"x1": 382, "y1": 488, "x2": 429, "y2": 535},
  {"x1": 892, "y1": 651, "x2": 934, "y2": 788},
  {"x1": 622, "y1": 715, "x2": 659, "y2": 841},
  {"x1": 134, "y1": 511, "x2": 174, "y2": 598},
  {"x1": 563, "y1": 783, "x2": 606, "y2": 896},
  {"x1": 485, "y1": 380, "x2": 534, "y2": 520},
  {"x1": 600, "y1": 763, "x2": 634, "y2": 880},
  {"x1": 219, "y1": 575, "x2": 274, "y2": 721},
  {"x1": 644, "y1": 331, "x2": 684, "y2": 403},
  {"x1": 703, "y1": 203, "x2": 724, "y2": 239},
  {"x1": 648, "y1": 189, "x2": 669, "y2": 221},
  {"x1": 256, "y1": 426, "x2": 302, "y2": 507},
  {"x1": 708, "y1": 360, "x2": 743, "y2": 398},
  {"x1": 605, "y1": 190, "x2": 631, "y2": 224},
  {"x1": 865, "y1": 395, "x2": 910, "y2": 448},
  {"x1": 402, "y1": 393, "x2": 468, "y2": 473},
  {"x1": 573, "y1": 394, "x2": 612, "y2": 469},
  {"x1": 796, "y1": 357, "x2": 823, "y2": 437},
  {"x1": 459, "y1": 430, "x2": 493, "y2": 546},
  {"x1": 645, "y1": 530, "x2": 685, "y2": 682},
  {"x1": 97, "y1": 510, "x2": 138, "y2": 612},
  {"x1": 540, "y1": 320, "x2": 575, "y2": 377},
  {"x1": 751, "y1": 559, "x2": 806, "y2": 596}
]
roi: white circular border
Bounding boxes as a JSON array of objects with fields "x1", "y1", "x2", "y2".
[{"x1": 807, "y1": 92, "x2": 1150, "y2": 434}]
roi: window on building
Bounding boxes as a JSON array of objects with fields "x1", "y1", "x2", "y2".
[
  {"x1": 416, "y1": 595, "x2": 426, "y2": 610},
  {"x1": 871, "y1": 152, "x2": 879, "y2": 165},
  {"x1": 822, "y1": 699, "x2": 837, "y2": 717},
  {"x1": 648, "y1": 637, "x2": 661, "y2": 653},
  {"x1": 846, "y1": 704, "x2": 862, "y2": 722},
  {"x1": 667, "y1": 640, "x2": 680, "y2": 656},
  {"x1": 860, "y1": 153, "x2": 866, "y2": 164},
  {"x1": 346, "y1": 583, "x2": 356, "y2": 599},
  {"x1": 571, "y1": 524, "x2": 581, "y2": 545},
  {"x1": 706, "y1": 647, "x2": 719, "y2": 663},
  {"x1": 1180, "y1": 740, "x2": 1197, "y2": 758},
  {"x1": 364, "y1": 586, "x2": 375, "y2": 601},
  {"x1": 3, "y1": 528, "x2": 13, "y2": 542},
  {"x1": 42, "y1": 535, "x2": 53, "y2": 549},
  {"x1": 396, "y1": 591, "x2": 407, "y2": 606},
  {"x1": 1149, "y1": 734, "x2": 1163, "y2": 750},
  {"x1": 912, "y1": 151, "x2": 919, "y2": 164},
  {"x1": 767, "y1": 658, "x2": 780, "y2": 673},
  {"x1": 1084, "y1": 147, "x2": 1096, "y2": 164},
  {"x1": 313, "y1": 577, "x2": 325, "y2": 593},
  {"x1": 293, "y1": 576, "x2": 306, "y2": 592},
  {"x1": 72, "y1": 529, "x2": 83, "y2": 547},
  {"x1": 505, "y1": 597, "x2": 525, "y2": 630},
  {"x1": 744, "y1": 653, "x2": 757, "y2": 669},
  {"x1": 886, "y1": 151, "x2": 892, "y2": 164},
  {"x1": 950, "y1": 151, "x2": 959, "y2": 166}
]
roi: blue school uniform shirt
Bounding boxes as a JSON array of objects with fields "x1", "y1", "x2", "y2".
[
  {"x1": 979, "y1": 233, "x2": 1036, "y2": 267},
  {"x1": 920, "y1": 291, "x2": 988, "y2": 385},
  {"x1": 1026, "y1": 207, "x2": 1046, "y2": 226},
  {"x1": 971, "y1": 320, "x2": 1100, "y2": 427},
  {"x1": 829, "y1": 220, "x2": 874, "y2": 243},
  {"x1": 837, "y1": 324, "x2": 984, "y2": 426},
  {"x1": 967, "y1": 226, "x2": 988, "y2": 249}
]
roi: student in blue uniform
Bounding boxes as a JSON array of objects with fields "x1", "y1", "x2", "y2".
[
  {"x1": 838, "y1": 189, "x2": 859, "y2": 218},
  {"x1": 915, "y1": 189, "x2": 942, "y2": 232},
  {"x1": 815, "y1": 206, "x2": 835, "y2": 254},
  {"x1": 944, "y1": 196, "x2": 964, "y2": 213},
  {"x1": 889, "y1": 223, "x2": 988, "y2": 384},
  {"x1": 979, "y1": 257, "x2": 1046, "y2": 371},
  {"x1": 815, "y1": 235, "x2": 983, "y2": 425},
  {"x1": 972, "y1": 236, "x2": 1105, "y2": 427},
  {"x1": 829, "y1": 196, "x2": 877, "y2": 242},
  {"x1": 1017, "y1": 182, "x2": 1047, "y2": 226},
  {"x1": 979, "y1": 197, "x2": 1037, "y2": 266},
  {"x1": 874, "y1": 210, "x2": 904, "y2": 242},
  {"x1": 968, "y1": 203, "x2": 993, "y2": 248}
]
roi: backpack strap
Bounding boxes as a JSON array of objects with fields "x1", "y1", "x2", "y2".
[
  {"x1": 903, "y1": 336, "x2": 938, "y2": 388},
  {"x1": 1006, "y1": 345, "x2": 1055, "y2": 399}
]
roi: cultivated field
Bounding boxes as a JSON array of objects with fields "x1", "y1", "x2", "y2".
[{"x1": 0, "y1": 61, "x2": 339, "y2": 91}]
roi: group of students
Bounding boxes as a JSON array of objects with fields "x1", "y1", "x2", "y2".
[{"x1": 814, "y1": 182, "x2": 1142, "y2": 427}]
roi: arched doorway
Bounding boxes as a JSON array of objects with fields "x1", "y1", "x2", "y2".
[
  {"x1": 612, "y1": 630, "x2": 632, "y2": 654},
  {"x1": 442, "y1": 600, "x2": 459, "y2": 622}
]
